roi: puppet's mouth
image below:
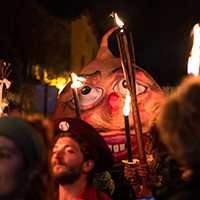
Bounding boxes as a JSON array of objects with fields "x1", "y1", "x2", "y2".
[
  {"x1": 102, "y1": 133, "x2": 137, "y2": 162},
  {"x1": 103, "y1": 133, "x2": 137, "y2": 153},
  {"x1": 101, "y1": 132, "x2": 148, "y2": 162},
  {"x1": 107, "y1": 143, "x2": 126, "y2": 152}
]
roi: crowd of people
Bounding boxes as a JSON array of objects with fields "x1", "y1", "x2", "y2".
[
  {"x1": 124, "y1": 75, "x2": 200, "y2": 200},
  {"x1": 0, "y1": 114, "x2": 115, "y2": 200},
  {"x1": 1, "y1": 74, "x2": 200, "y2": 200}
]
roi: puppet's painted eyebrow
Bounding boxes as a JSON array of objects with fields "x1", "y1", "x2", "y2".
[
  {"x1": 112, "y1": 67, "x2": 123, "y2": 74},
  {"x1": 78, "y1": 70, "x2": 101, "y2": 78},
  {"x1": 111, "y1": 67, "x2": 146, "y2": 75},
  {"x1": 114, "y1": 66, "x2": 150, "y2": 80},
  {"x1": 78, "y1": 68, "x2": 123, "y2": 78}
]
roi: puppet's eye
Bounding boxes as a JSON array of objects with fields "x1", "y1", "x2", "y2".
[
  {"x1": 76, "y1": 86, "x2": 103, "y2": 106},
  {"x1": 114, "y1": 78, "x2": 128, "y2": 97},
  {"x1": 136, "y1": 83, "x2": 147, "y2": 95},
  {"x1": 114, "y1": 78, "x2": 147, "y2": 96}
]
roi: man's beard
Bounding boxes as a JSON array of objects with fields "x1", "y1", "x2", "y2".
[{"x1": 52, "y1": 163, "x2": 83, "y2": 185}]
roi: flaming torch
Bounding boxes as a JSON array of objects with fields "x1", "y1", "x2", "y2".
[
  {"x1": 113, "y1": 12, "x2": 146, "y2": 163},
  {"x1": 70, "y1": 73, "x2": 86, "y2": 120},
  {"x1": 187, "y1": 23, "x2": 200, "y2": 77},
  {"x1": 112, "y1": 12, "x2": 149, "y2": 187},
  {"x1": 123, "y1": 90, "x2": 132, "y2": 162}
]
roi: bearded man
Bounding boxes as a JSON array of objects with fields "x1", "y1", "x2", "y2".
[{"x1": 50, "y1": 118, "x2": 114, "y2": 200}]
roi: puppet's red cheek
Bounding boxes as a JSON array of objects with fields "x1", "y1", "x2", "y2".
[{"x1": 107, "y1": 92, "x2": 122, "y2": 112}]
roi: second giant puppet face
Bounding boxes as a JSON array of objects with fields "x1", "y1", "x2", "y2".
[{"x1": 52, "y1": 27, "x2": 166, "y2": 162}]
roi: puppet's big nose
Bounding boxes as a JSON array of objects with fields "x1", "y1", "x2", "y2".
[{"x1": 107, "y1": 92, "x2": 122, "y2": 112}]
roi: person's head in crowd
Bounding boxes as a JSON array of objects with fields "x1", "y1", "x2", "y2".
[
  {"x1": 52, "y1": 118, "x2": 114, "y2": 182},
  {"x1": 51, "y1": 118, "x2": 114, "y2": 196},
  {"x1": 0, "y1": 115, "x2": 51, "y2": 200},
  {"x1": 158, "y1": 76, "x2": 200, "y2": 180},
  {"x1": 145, "y1": 119, "x2": 167, "y2": 160},
  {"x1": 7, "y1": 102, "x2": 24, "y2": 117},
  {"x1": 27, "y1": 114, "x2": 54, "y2": 161}
]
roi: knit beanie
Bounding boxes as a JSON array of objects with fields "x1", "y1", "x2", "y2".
[{"x1": 0, "y1": 116, "x2": 46, "y2": 168}]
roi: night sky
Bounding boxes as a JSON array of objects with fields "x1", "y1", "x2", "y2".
[{"x1": 38, "y1": 0, "x2": 200, "y2": 86}]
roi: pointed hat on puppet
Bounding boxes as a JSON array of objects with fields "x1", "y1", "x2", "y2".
[
  {"x1": 95, "y1": 26, "x2": 119, "y2": 60},
  {"x1": 80, "y1": 27, "x2": 121, "y2": 72},
  {"x1": 80, "y1": 26, "x2": 163, "y2": 92}
]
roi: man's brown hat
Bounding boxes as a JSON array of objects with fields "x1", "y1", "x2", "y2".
[{"x1": 51, "y1": 118, "x2": 114, "y2": 173}]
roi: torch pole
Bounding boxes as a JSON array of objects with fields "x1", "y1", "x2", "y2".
[
  {"x1": 72, "y1": 87, "x2": 82, "y2": 120},
  {"x1": 116, "y1": 28, "x2": 148, "y2": 186},
  {"x1": 70, "y1": 73, "x2": 82, "y2": 120},
  {"x1": 124, "y1": 114, "x2": 133, "y2": 162}
]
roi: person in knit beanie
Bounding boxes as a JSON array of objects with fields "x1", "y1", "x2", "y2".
[{"x1": 0, "y1": 116, "x2": 51, "y2": 200}]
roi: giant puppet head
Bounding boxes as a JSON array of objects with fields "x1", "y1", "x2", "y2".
[{"x1": 51, "y1": 27, "x2": 166, "y2": 162}]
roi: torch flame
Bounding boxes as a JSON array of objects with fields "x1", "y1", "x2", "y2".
[
  {"x1": 114, "y1": 13, "x2": 124, "y2": 28},
  {"x1": 0, "y1": 100, "x2": 8, "y2": 116},
  {"x1": 123, "y1": 90, "x2": 131, "y2": 116},
  {"x1": 187, "y1": 23, "x2": 200, "y2": 77},
  {"x1": 71, "y1": 73, "x2": 86, "y2": 89}
]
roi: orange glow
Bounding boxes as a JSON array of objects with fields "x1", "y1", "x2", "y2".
[
  {"x1": 0, "y1": 101, "x2": 8, "y2": 115},
  {"x1": 123, "y1": 90, "x2": 131, "y2": 116},
  {"x1": 114, "y1": 13, "x2": 124, "y2": 28},
  {"x1": 49, "y1": 77, "x2": 68, "y2": 94},
  {"x1": 44, "y1": 69, "x2": 67, "y2": 95},
  {"x1": 71, "y1": 73, "x2": 86, "y2": 89},
  {"x1": 187, "y1": 23, "x2": 200, "y2": 77}
]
